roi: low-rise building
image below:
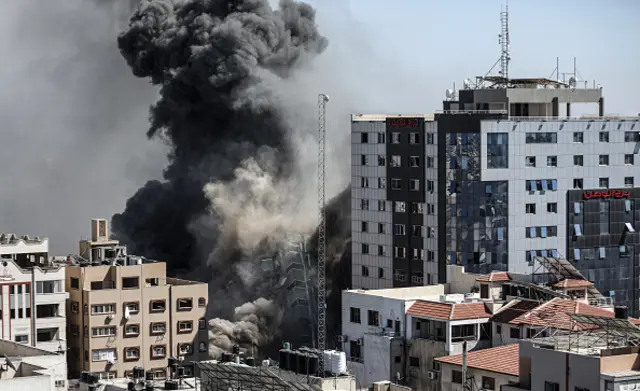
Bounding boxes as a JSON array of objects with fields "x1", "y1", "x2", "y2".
[
  {"x1": 0, "y1": 338, "x2": 68, "y2": 391},
  {"x1": 434, "y1": 344, "x2": 519, "y2": 391},
  {"x1": 0, "y1": 234, "x2": 68, "y2": 355},
  {"x1": 66, "y1": 219, "x2": 209, "y2": 379}
]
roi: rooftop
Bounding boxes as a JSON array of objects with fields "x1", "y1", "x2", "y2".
[
  {"x1": 552, "y1": 278, "x2": 594, "y2": 289},
  {"x1": 351, "y1": 114, "x2": 435, "y2": 122},
  {"x1": 491, "y1": 298, "x2": 640, "y2": 331},
  {"x1": 344, "y1": 285, "x2": 446, "y2": 300},
  {"x1": 407, "y1": 300, "x2": 491, "y2": 321},
  {"x1": 476, "y1": 271, "x2": 511, "y2": 283},
  {"x1": 435, "y1": 344, "x2": 519, "y2": 376},
  {"x1": 0, "y1": 233, "x2": 47, "y2": 245}
]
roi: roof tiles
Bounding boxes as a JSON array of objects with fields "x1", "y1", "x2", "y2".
[
  {"x1": 407, "y1": 301, "x2": 492, "y2": 321},
  {"x1": 435, "y1": 344, "x2": 520, "y2": 376},
  {"x1": 476, "y1": 272, "x2": 512, "y2": 283}
]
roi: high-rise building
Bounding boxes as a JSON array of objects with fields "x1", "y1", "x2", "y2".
[
  {"x1": 66, "y1": 219, "x2": 209, "y2": 380},
  {"x1": 350, "y1": 78, "x2": 640, "y2": 313},
  {"x1": 0, "y1": 233, "x2": 68, "y2": 359}
]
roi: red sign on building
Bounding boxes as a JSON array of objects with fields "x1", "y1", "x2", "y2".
[{"x1": 583, "y1": 189, "x2": 631, "y2": 200}]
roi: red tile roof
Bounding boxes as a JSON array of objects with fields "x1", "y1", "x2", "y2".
[
  {"x1": 491, "y1": 298, "x2": 640, "y2": 330},
  {"x1": 407, "y1": 301, "x2": 492, "y2": 321},
  {"x1": 552, "y1": 278, "x2": 594, "y2": 289},
  {"x1": 435, "y1": 344, "x2": 519, "y2": 376},
  {"x1": 476, "y1": 272, "x2": 512, "y2": 283}
]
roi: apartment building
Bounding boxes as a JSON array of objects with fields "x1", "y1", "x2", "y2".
[
  {"x1": 66, "y1": 219, "x2": 209, "y2": 379},
  {"x1": 0, "y1": 234, "x2": 68, "y2": 356},
  {"x1": 350, "y1": 78, "x2": 640, "y2": 314},
  {"x1": 0, "y1": 339, "x2": 68, "y2": 391}
]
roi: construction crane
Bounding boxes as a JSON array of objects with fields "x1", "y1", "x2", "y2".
[{"x1": 316, "y1": 93, "x2": 329, "y2": 376}]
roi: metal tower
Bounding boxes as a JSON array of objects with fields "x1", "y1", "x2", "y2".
[
  {"x1": 498, "y1": 1, "x2": 511, "y2": 86},
  {"x1": 316, "y1": 93, "x2": 329, "y2": 376}
]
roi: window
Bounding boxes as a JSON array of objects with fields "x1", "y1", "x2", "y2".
[
  {"x1": 361, "y1": 177, "x2": 369, "y2": 187},
  {"x1": 426, "y1": 156, "x2": 434, "y2": 168},
  {"x1": 360, "y1": 155, "x2": 367, "y2": 165},
  {"x1": 625, "y1": 177, "x2": 634, "y2": 187},
  {"x1": 70, "y1": 324, "x2": 80, "y2": 336},
  {"x1": 394, "y1": 247, "x2": 405, "y2": 258},
  {"x1": 377, "y1": 155, "x2": 386, "y2": 166},
  {"x1": 14, "y1": 335, "x2": 28, "y2": 344},
  {"x1": 378, "y1": 178, "x2": 386, "y2": 189},
  {"x1": 525, "y1": 156, "x2": 536, "y2": 167},
  {"x1": 70, "y1": 278, "x2": 79, "y2": 289},
  {"x1": 599, "y1": 155, "x2": 609, "y2": 165},
  {"x1": 150, "y1": 300, "x2": 166, "y2": 313},
  {"x1": 377, "y1": 245, "x2": 384, "y2": 255},
  {"x1": 361, "y1": 266, "x2": 369, "y2": 277},
  {"x1": 547, "y1": 156, "x2": 557, "y2": 167},
  {"x1": 125, "y1": 324, "x2": 140, "y2": 337},
  {"x1": 367, "y1": 310, "x2": 380, "y2": 326},
  {"x1": 145, "y1": 278, "x2": 159, "y2": 286},
  {"x1": 487, "y1": 133, "x2": 508, "y2": 168},
  {"x1": 198, "y1": 318, "x2": 207, "y2": 330},
  {"x1": 451, "y1": 324, "x2": 476, "y2": 341},
  {"x1": 409, "y1": 156, "x2": 420, "y2": 167},
  {"x1": 394, "y1": 201, "x2": 406, "y2": 213},
  {"x1": 409, "y1": 357, "x2": 419, "y2": 367},
  {"x1": 92, "y1": 348, "x2": 117, "y2": 362},
  {"x1": 360, "y1": 132, "x2": 368, "y2": 143},
  {"x1": 573, "y1": 178, "x2": 583, "y2": 189},
  {"x1": 124, "y1": 302, "x2": 139, "y2": 315},
  {"x1": 124, "y1": 347, "x2": 140, "y2": 361},
  {"x1": 544, "y1": 382, "x2": 560, "y2": 391},
  {"x1": 411, "y1": 203, "x2": 424, "y2": 214},
  {"x1": 451, "y1": 370, "x2": 463, "y2": 384},
  {"x1": 526, "y1": 204, "x2": 536, "y2": 214},
  {"x1": 599, "y1": 131, "x2": 609, "y2": 142},
  {"x1": 525, "y1": 132, "x2": 556, "y2": 144},
  {"x1": 178, "y1": 321, "x2": 193, "y2": 333},
  {"x1": 37, "y1": 280, "x2": 64, "y2": 293},
  {"x1": 122, "y1": 277, "x2": 139, "y2": 289},
  {"x1": 573, "y1": 132, "x2": 583, "y2": 142},
  {"x1": 409, "y1": 179, "x2": 420, "y2": 191},
  {"x1": 377, "y1": 200, "x2": 386, "y2": 211},
  {"x1": 377, "y1": 133, "x2": 385, "y2": 143},
  {"x1": 427, "y1": 204, "x2": 435, "y2": 214},
  {"x1": 510, "y1": 327, "x2": 520, "y2": 339},
  {"x1": 547, "y1": 203, "x2": 557, "y2": 213},
  {"x1": 625, "y1": 154, "x2": 634, "y2": 165},
  {"x1": 409, "y1": 132, "x2": 420, "y2": 144},
  {"x1": 198, "y1": 297, "x2": 206, "y2": 307},
  {"x1": 412, "y1": 225, "x2": 423, "y2": 237},
  {"x1": 361, "y1": 244, "x2": 369, "y2": 254},
  {"x1": 391, "y1": 179, "x2": 402, "y2": 190},
  {"x1": 199, "y1": 342, "x2": 207, "y2": 352},
  {"x1": 378, "y1": 267, "x2": 384, "y2": 278},
  {"x1": 361, "y1": 199, "x2": 369, "y2": 210},
  {"x1": 390, "y1": 155, "x2": 401, "y2": 167},
  {"x1": 55, "y1": 380, "x2": 66, "y2": 388},
  {"x1": 599, "y1": 177, "x2": 609, "y2": 188},
  {"x1": 91, "y1": 304, "x2": 115, "y2": 315},
  {"x1": 71, "y1": 301, "x2": 79, "y2": 313},
  {"x1": 391, "y1": 132, "x2": 400, "y2": 143},
  {"x1": 178, "y1": 343, "x2": 193, "y2": 355},
  {"x1": 152, "y1": 369, "x2": 167, "y2": 380},
  {"x1": 426, "y1": 180, "x2": 434, "y2": 193},
  {"x1": 482, "y1": 376, "x2": 496, "y2": 390},
  {"x1": 573, "y1": 155, "x2": 583, "y2": 166},
  {"x1": 350, "y1": 307, "x2": 361, "y2": 323},
  {"x1": 151, "y1": 322, "x2": 166, "y2": 335},
  {"x1": 426, "y1": 134, "x2": 434, "y2": 144},
  {"x1": 151, "y1": 345, "x2": 166, "y2": 359},
  {"x1": 625, "y1": 131, "x2": 640, "y2": 142},
  {"x1": 361, "y1": 221, "x2": 368, "y2": 232},
  {"x1": 92, "y1": 326, "x2": 116, "y2": 337}
]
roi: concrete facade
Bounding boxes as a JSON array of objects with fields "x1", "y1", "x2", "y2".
[
  {"x1": 438, "y1": 362, "x2": 516, "y2": 391},
  {"x1": 0, "y1": 339, "x2": 68, "y2": 391}
]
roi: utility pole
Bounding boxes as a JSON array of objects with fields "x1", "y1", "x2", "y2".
[{"x1": 316, "y1": 93, "x2": 329, "y2": 376}]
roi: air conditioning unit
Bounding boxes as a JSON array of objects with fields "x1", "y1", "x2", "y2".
[{"x1": 427, "y1": 371, "x2": 438, "y2": 380}]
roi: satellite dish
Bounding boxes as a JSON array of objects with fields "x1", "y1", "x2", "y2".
[
  {"x1": 568, "y1": 77, "x2": 577, "y2": 88},
  {"x1": 445, "y1": 89, "x2": 454, "y2": 99}
]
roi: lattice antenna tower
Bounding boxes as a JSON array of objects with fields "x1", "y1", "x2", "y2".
[
  {"x1": 316, "y1": 93, "x2": 329, "y2": 376},
  {"x1": 499, "y1": 1, "x2": 511, "y2": 86}
]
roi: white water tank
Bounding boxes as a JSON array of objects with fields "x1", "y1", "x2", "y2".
[
  {"x1": 323, "y1": 350, "x2": 334, "y2": 372},
  {"x1": 331, "y1": 351, "x2": 347, "y2": 375}
]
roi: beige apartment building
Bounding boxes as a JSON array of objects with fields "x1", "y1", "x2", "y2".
[{"x1": 66, "y1": 219, "x2": 209, "y2": 380}]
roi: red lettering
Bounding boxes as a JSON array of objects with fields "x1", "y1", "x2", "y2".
[
  {"x1": 583, "y1": 190, "x2": 632, "y2": 200},
  {"x1": 390, "y1": 118, "x2": 420, "y2": 128}
]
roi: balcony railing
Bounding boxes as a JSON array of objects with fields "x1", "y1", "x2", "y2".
[{"x1": 412, "y1": 334, "x2": 445, "y2": 342}]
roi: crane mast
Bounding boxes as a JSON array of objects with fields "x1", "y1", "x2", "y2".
[{"x1": 316, "y1": 93, "x2": 329, "y2": 376}]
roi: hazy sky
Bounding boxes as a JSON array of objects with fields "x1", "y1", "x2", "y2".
[{"x1": 0, "y1": 0, "x2": 637, "y2": 255}]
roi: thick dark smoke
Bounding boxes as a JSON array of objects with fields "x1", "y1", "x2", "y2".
[{"x1": 113, "y1": 0, "x2": 333, "y2": 357}]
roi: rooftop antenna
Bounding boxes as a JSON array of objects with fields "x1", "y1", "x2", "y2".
[
  {"x1": 316, "y1": 93, "x2": 329, "y2": 377},
  {"x1": 498, "y1": 1, "x2": 511, "y2": 87}
]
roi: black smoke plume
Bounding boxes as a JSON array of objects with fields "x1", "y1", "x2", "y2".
[{"x1": 112, "y1": 0, "x2": 343, "y2": 357}]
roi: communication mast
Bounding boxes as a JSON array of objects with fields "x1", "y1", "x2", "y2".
[
  {"x1": 498, "y1": 1, "x2": 511, "y2": 86},
  {"x1": 316, "y1": 93, "x2": 329, "y2": 375}
]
